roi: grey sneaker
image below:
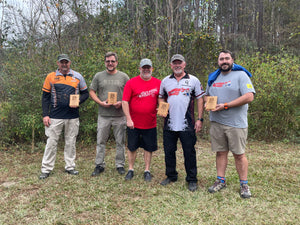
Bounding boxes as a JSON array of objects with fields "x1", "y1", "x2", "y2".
[
  {"x1": 208, "y1": 179, "x2": 226, "y2": 193},
  {"x1": 240, "y1": 183, "x2": 252, "y2": 198}
]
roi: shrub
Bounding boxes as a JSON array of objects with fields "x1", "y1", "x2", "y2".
[{"x1": 237, "y1": 53, "x2": 299, "y2": 142}]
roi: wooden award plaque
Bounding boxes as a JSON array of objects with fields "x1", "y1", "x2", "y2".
[
  {"x1": 206, "y1": 96, "x2": 218, "y2": 110},
  {"x1": 69, "y1": 94, "x2": 80, "y2": 107},
  {"x1": 107, "y1": 92, "x2": 117, "y2": 104},
  {"x1": 157, "y1": 102, "x2": 169, "y2": 117}
]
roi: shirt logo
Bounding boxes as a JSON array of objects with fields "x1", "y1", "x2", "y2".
[
  {"x1": 213, "y1": 81, "x2": 231, "y2": 87},
  {"x1": 138, "y1": 88, "x2": 158, "y2": 98},
  {"x1": 168, "y1": 88, "x2": 190, "y2": 96},
  {"x1": 247, "y1": 84, "x2": 253, "y2": 89}
]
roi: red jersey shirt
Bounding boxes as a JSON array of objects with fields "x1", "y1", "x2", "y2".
[{"x1": 122, "y1": 75, "x2": 161, "y2": 129}]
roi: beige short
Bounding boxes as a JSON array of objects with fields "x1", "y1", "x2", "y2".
[{"x1": 210, "y1": 121, "x2": 248, "y2": 155}]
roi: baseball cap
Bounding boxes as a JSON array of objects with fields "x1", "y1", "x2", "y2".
[
  {"x1": 140, "y1": 58, "x2": 152, "y2": 68},
  {"x1": 57, "y1": 54, "x2": 70, "y2": 62},
  {"x1": 170, "y1": 54, "x2": 185, "y2": 63}
]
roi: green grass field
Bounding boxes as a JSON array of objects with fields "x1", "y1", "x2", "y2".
[{"x1": 0, "y1": 140, "x2": 299, "y2": 224}]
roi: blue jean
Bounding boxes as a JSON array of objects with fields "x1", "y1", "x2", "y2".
[{"x1": 163, "y1": 130, "x2": 197, "y2": 182}]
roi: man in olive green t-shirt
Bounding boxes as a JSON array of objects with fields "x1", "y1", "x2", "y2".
[{"x1": 89, "y1": 52, "x2": 129, "y2": 176}]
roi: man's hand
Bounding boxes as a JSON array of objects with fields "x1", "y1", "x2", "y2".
[
  {"x1": 126, "y1": 119, "x2": 134, "y2": 129},
  {"x1": 194, "y1": 120, "x2": 202, "y2": 133},
  {"x1": 211, "y1": 104, "x2": 225, "y2": 112},
  {"x1": 43, "y1": 116, "x2": 51, "y2": 127},
  {"x1": 100, "y1": 99, "x2": 113, "y2": 108},
  {"x1": 113, "y1": 101, "x2": 122, "y2": 109}
]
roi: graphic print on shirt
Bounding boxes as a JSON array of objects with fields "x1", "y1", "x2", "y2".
[
  {"x1": 138, "y1": 88, "x2": 159, "y2": 98},
  {"x1": 213, "y1": 81, "x2": 231, "y2": 87}
]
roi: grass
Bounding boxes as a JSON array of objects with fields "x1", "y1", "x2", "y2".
[{"x1": 0, "y1": 139, "x2": 299, "y2": 224}]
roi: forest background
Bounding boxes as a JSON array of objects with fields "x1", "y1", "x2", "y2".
[{"x1": 0, "y1": 0, "x2": 299, "y2": 148}]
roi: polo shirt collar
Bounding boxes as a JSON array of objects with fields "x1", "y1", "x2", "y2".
[{"x1": 170, "y1": 71, "x2": 189, "y2": 79}]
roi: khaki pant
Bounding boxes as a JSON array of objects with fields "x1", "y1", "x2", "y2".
[
  {"x1": 41, "y1": 118, "x2": 79, "y2": 173},
  {"x1": 95, "y1": 115, "x2": 126, "y2": 168}
]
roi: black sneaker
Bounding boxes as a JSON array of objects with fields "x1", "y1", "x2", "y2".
[
  {"x1": 91, "y1": 166, "x2": 105, "y2": 176},
  {"x1": 144, "y1": 171, "x2": 152, "y2": 182},
  {"x1": 160, "y1": 177, "x2": 177, "y2": 186},
  {"x1": 188, "y1": 182, "x2": 198, "y2": 192},
  {"x1": 65, "y1": 170, "x2": 79, "y2": 175},
  {"x1": 117, "y1": 167, "x2": 125, "y2": 175},
  {"x1": 125, "y1": 170, "x2": 134, "y2": 180},
  {"x1": 39, "y1": 172, "x2": 50, "y2": 179}
]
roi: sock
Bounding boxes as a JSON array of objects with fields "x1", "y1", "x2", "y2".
[
  {"x1": 144, "y1": 170, "x2": 150, "y2": 173},
  {"x1": 217, "y1": 176, "x2": 226, "y2": 183},
  {"x1": 240, "y1": 180, "x2": 248, "y2": 186}
]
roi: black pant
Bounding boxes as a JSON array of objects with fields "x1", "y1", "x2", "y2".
[{"x1": 163, "y1": 130, "x2": 197, "y2": 182}]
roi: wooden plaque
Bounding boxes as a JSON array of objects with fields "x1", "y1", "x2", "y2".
[
  {"x1": 206, "y1": 96, "x2": 218, "y2": 110},
  {"x1": 69, "y1": 94, "x2": 79, "y2": 107},
  {"x1": 107, "y1": 92, "x2": 117, "y2": 104},
  {"x1": 157, "y1": 102, "x2": 169, "y2": 117}
]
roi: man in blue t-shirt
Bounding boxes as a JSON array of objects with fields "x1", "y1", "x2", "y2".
[{"x1": 205, "y1": 50, "x2": 255, "y2": 198}]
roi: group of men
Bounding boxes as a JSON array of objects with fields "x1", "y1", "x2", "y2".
[{"x1": 39, "y1": 50, "x2": 255, "y2": 198}]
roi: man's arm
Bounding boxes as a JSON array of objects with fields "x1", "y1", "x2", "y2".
[
  {"x1": 122, "y1": 101, "x2": 134, "y2": 129},
  {"x1": 89, "y1": 89, "x2": 112, "y2": 108},
  {"x1": 195, "y1": 97, "x2": 204, "y2": 133},
  {"x1": 79, "y1": 89, "x2": 89, "y2": 105},
  {"x1": 212, "y1": 92, "x2": 254, "y2": 111},
  {"x1": 42, "y1": 91, "x2": 51, "y2": 127}
]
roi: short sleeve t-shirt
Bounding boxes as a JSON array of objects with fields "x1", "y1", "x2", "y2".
[
  {"x1": 159, "y1": 73, "x2": 205, "y2": 131},
  {"x1": 122, "y1": 76, "x2": 161, "y2": 129},
  {"x1": 206, "y1": 70, "x2": 255, "y2": 128},
  {"x1": 90, "y1": 70, "x2": 129, "y2": 117}
]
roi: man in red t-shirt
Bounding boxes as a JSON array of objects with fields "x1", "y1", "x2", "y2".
[{"x1": 122, "y1": 58, "x2": 161, "y2": 182}]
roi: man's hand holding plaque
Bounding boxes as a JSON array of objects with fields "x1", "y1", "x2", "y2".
[
  {"x1": 69, "y1": 94, "x2": 80, "y2": 108},
  {"x1": 157, "y1": 102, "x2": 169, "y2": 117},
  {"x1": 205, "y1": 96, "x2": 217, "y2": 110},
  {"x1": 107, "y1": 92, "x2": 117, "y2": 104}
]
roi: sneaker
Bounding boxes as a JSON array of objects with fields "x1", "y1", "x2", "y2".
[
  {"x1": 117, "y1": 167, "x2": 125, "y2": 175},
  {"x1": 144, "y1": 171, "x2": 152, "y2": 182},
  {"x1": 125, "y1": 170, "x2": 134, "y2": 180},
  {"x1": 208, "y1": 179, "x2": 226, "y2": 193},
  {"x1": 188, "y1": 182, "x2": 198, "y2": 192},
  {"x1": 39, "y1": 172, "x2": 50, "y2": 179},
  {"x1": 240, "y1": 183, "x2": 252, "y2": 198},
  {"x1": 91, "y1": 166, "x2": 105, "y2": 177},
  {"x1": 160, "y1": 177, "x2": 177, "y2": 186},
  {"x1": 65, "y1": 170, "x2": 79, "y2": 175}
]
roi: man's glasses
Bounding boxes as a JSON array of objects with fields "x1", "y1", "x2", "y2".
[{"x1": 105, "y1": 60, "x2": 116, "y2": 63}]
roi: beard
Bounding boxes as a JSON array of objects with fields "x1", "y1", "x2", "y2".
[
  {"x1": 173, "y1": 67, "x2": 183, "y2": 76},
  {"x1": 141, "y1": 71, "x2": 152, "y2": 80},
  {"x1": 219, "y1": 63, "x2": 233, "y2": 72}
]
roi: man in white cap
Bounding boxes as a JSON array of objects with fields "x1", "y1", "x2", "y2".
[
  {"x1": 158, "y1": 54, "x2": 205, "y2": 191},
  {"x1": 39, "y1": 54, "x2": 89, "y2": 179},
  {"x1": 122, "y1": 58, "x2": 161, "y2": 182}
]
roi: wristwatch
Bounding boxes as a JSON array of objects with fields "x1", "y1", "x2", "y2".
[
  {"x1": 197, "y1": 118, "x2": 204, "y2": 122},
  {"x1": 224, "y1": 103, "x2": 229, "y2": 110}
]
